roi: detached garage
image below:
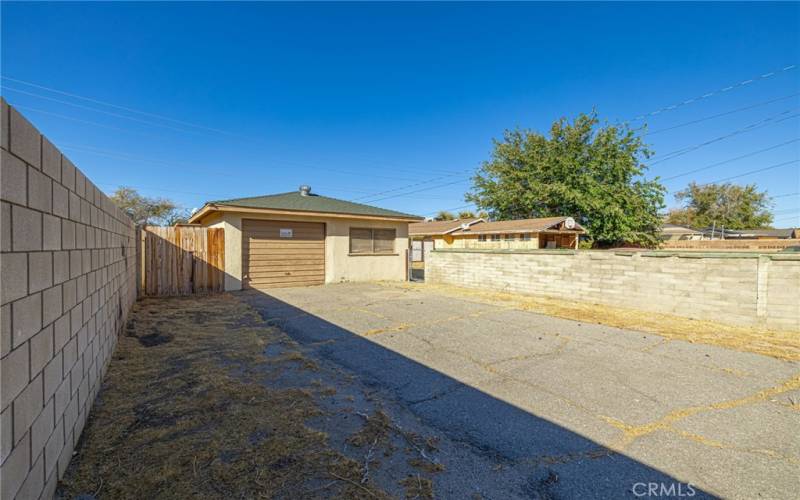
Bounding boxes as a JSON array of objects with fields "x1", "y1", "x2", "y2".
[{"x1": 188, "y1": 186, "x2": 422, "y2": 290}]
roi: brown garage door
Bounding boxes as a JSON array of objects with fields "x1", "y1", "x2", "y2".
[{"x1": 242, "y1": 219, "x2": 325, "y2": 288}]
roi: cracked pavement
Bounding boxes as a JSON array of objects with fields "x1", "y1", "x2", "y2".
[{"x1": 240, "y1": 282, "x2": 800, "y2": 499}]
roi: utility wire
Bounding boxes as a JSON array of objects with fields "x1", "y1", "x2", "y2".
[
  {"x1": 2, "y1": 78, "x2": 462, "y2": 177},
  {"x1": 645, "y1": 92, "x2": 800, "y2": 135},
  {"x1": 2, "y1": 76, "x2": 236, "y2": 135},
  {"x1": 660, "y1": 138, "x2": 800, "y2": 181},
  {"x1": 12, "y1": 104, "x2": 165, "y2": 139},
  {"x1": 695, "y1": 159, "x2": 799, "y2": 187},
  {"x1": 350, "y1": 169, "x2": 473, "y2": 201},
  {"x1": 58, "y1": 143, "x2": 423, "y2": 182},
  {"x1": 360, "y1": 71, "x2": 800, "y2": 201},
  {"x1": 360, "y1": 178, "x2": 473, "y2": 204},
  {"x1": 649, "y1": 108, "x2": 800, "y2": 166},
  {"x1": 1, "y1": 85, "x2": 206, "y2": 135},
  {"x1": 630, "y1": 64, "x2": 797, "y2": 121}
]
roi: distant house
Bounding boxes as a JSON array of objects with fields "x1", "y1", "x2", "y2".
[
  {"x1": 699, "y1": 227, "x2": 798, "y2": 240},
  {"x1": 409, "y1": 218, "x2": 484, "y2": 261},
  {"x1": 410, "y1": 216, "x2": 585, "y2": 253},
  {"x1": 660, "y1": 224, "x2": 705, "y2": 241}
]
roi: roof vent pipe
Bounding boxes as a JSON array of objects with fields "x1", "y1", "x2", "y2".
[{"x1": 299, "y1": 185, "x2": 311, "y2": 196}]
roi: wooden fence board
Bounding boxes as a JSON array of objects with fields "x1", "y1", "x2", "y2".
[{"x1": 138, "y1": 226, "x2": 225, "y2": 297}]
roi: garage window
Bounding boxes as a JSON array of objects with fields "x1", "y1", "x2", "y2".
[{"x1": 350, "y1": 228, "x2": 396, "y2": 254}]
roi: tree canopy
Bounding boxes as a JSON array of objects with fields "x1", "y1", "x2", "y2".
[
  {"x1": 466, "y1": 112, "x2": 666, "y2": 247},
  {"x1": 666, "y1": 182, "x2": 773, "y2": 230},
  {"x1": 434, "y1": 210, "x2": 456, "y2": 221},
  {"x1": 110, "y1": 187, "x2": 183, "y2": 225}
]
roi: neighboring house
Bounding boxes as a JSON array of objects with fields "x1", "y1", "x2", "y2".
[
  {"x1": 699, "y1": 227, "x2": 798, "y2": 240},
  {"x1": 408, "y1": 218, "x2": 484, "y2": 261},
  {"x1": 436, "y1": 216, "x2": 585, "y2": 250},
  {"x1": 188, "y1": 186, "x2": 421, "y2": 290},
  {"x1": 660, "y1": 224, "x2": 705, "y2": 241}
]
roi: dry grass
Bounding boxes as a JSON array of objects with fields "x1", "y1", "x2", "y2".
[
  {"x1": 399, "y1": 475, "x2": 434, "y2": 499},
  {"x1": 58, "y1": 294, "x2": 388, "y2": 499},
  {"x1": 401, "y1": 283, "x2": 800, "y2": 362}
]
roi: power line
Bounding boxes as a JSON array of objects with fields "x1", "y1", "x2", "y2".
[
  {"x1": 360, "y1": 178, "x2": 473, "y2": 204},
  {"x1": 1, "y1": 85, "x2": 207, "y2": 135},
  {"x1": 630, "y1": 64, "x2": 797, "y2": 122},
  {"x1": 695, "y1": 159, "x2": 799, "y2": 187},
  {"x1": 95, "y1": 182, "x2": 230, "y2": 199},
  {"x1": 645, "y1": 92, "x2": 800, "y2": 135},
  {"x1": 2, "y1": 76, "x2": 235, "y2": 135},
  {"x1": 58, "y1": 143, "x2": 423, "y2": 182},
  {"x1": 2, "y1": 78, "x2": 461, "y2": 178},
  {"x1": 350, "y1": 169, "x2": 473, "y2": 201},
  {"x1": 661, "y1": 138, "x2": 800, "y2": 181},
  {"x1": 12, "y1": 104, "x2": 165, "y2": 139},
  {"x1": 649, "y1": 108, "x2": 800, "y2": 166},
  {"x1": 355, "y1": 71, "x2": 800, "y2": 203},
  {"x1": 772, "y1": 192, "x2": 800, "y2": 199}
]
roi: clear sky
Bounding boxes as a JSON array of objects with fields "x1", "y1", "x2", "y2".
[{"x1": 2, "y1": 2, "x2": 799, "y2": 225}]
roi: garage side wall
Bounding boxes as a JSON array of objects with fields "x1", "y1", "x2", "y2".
[
  {"x1": 427, "y1": 249, "x2": 800, "y2": 331},
  {"x1": 325, "y1": 218, "x2": 408, "y2": 283},
  {"x1": 1, "y1": 100, "x2": 137, "y2": 499}
]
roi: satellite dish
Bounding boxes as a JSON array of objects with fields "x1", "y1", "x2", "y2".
[
  {"x1": 564, "y1": 217, "x2": 576, "y2": 229},
  {"x1": 461, "y1": 222, "x2": 470, "y2": 230}
]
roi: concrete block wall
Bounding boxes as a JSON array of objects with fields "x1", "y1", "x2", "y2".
[
  {"x1": 427, "y1": 249, "x2": 800, "y2": 331},
  {"x1": 1, "y1": 99, "x2": 137, "y2": 499}
]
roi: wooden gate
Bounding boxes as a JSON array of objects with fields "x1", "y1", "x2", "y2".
[{"x1": 138, "y1": 225, "x2": 225, "y2": 296}]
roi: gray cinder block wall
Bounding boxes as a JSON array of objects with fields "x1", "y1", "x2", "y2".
[
  {"x1": 1, "y1": 99, "x2": 137, "y2": 499},
  {"x1": 427, "y1": 249, "x2": 800, "y2": 331}
]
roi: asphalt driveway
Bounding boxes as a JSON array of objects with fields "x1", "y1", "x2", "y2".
[{"x1": 240, "y1": 282, "x2": 800, "y2": 499}]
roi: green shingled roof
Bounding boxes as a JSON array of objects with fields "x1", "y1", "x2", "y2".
[{"x1": 207, "y1": 191, "x2": 422, "y2": 219}]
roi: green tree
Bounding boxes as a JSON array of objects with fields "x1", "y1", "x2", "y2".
[
  {"x1": 110, "y1": 187, "x2": 179, "y2": 225},
  {"x1": 466, "y1": 112, "x2": 665, "y2": 247},
  {"x1": 667, "y1": 182, "x2": 773, "y2": 230},
  {"x1": 434, "y1": 210, "x2": 456, "y2": 221},
  {"x1": 457, "y1": 210, "x2": 477, "y2": 219}
]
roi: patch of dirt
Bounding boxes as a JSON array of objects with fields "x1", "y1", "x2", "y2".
[
  {"x1": 396, "y1": 282, "x2": 800, "y2": 361},
  {"x1": 57, "y1": 294, "x2": 390, "y2": 499}
]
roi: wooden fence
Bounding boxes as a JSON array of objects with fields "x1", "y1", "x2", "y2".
[
  {"x1": 662, "y1": 238, "x2": 799, "y2": 252},
  {"x1": 138, "y1": 225, "x2": 225, "y2": 296}
]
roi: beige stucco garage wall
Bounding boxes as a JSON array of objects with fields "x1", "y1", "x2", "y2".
[{"x1": 201, "y1": 212, "x2": 409, "y2": 290}]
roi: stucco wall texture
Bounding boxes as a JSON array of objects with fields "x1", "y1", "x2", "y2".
[
  {"x1": 205, "y1": 212, "x2": 409, "y2": 290},
  {"x1": 1, "y1": 100, "x2": 137, "y2": 499},
  {"x1": 427, "y1": 249, "x2": 800, "y2": 332}
]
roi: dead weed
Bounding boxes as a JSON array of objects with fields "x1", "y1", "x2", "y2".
[{"x1": 57, "y1": 293, "x2": 388, "y2": 499}]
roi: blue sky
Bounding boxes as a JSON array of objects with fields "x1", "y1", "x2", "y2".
[{"x1": 2, "y1": 2, "x2": 799, "y2": 224}]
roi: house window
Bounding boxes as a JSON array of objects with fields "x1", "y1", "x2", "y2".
[
  {"x1": 504, "y1": 233, "x2": 515, "y2": 241},
  {"x1": 521, "y1": 233, "x2": 531, "y2": 241},
  {"x1": 490, "y1": 234, "x2": 501, "y2": 242},
  {"x1": 478, "y1": 235, "x2": 487, "y2": 242},
  {"x1": 350, "y1": 228, "x2": 396, "y2": 254}
]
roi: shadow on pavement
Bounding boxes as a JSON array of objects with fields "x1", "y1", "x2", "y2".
[{"x1": 239, "y1": 287, "x2": 715, "y2": 499}]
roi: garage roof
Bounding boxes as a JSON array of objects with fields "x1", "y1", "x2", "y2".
[{"x1": 189, "y1": 190, "x2": 422, "y2": 223}]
